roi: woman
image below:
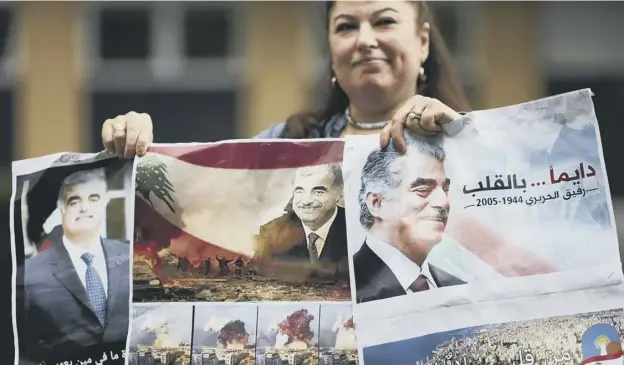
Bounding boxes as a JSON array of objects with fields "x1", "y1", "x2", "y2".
[
  {"x1": 102, "y1": 1, "x2": 554, "y2": 277},
  {"x1": 101, "y1": 0, "x2": 467, "y2": 157}
]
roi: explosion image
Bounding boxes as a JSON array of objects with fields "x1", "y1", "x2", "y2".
[
  {"x1": 126, "y1": 304, "x2": 194, "y2": 365},
  {"x1": 192, "y1": 305, "x2": 257, "y2": 365},
  {"x1": 277, "y1": 309, "x2": 316, "y2": 349},
  {"x1": 319, "y1": 304, "x2": 359, "y2": 365},
  {"x1": 333, "y1": 315, "x2": 358, "y2": 351},
  {"x1": 257, "y1": 305, "x2": 319, "y2": 365},
  {"x1": 217, "y1": 320, "x2": 249, "y2": 349}
]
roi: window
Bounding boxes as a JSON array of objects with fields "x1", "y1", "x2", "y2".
[
  {"x1": 87, "y1": 3, "x2": 242, "y2": 146},
  {"x1": 99, "y1": 8, "x2": 151, "y2": 59},
  {"x1": 183, "y1": 7, "x2": 231, "y2": 58},
  {"x1": 91, "y1": 91, "x2": 238, "y2": 150}
]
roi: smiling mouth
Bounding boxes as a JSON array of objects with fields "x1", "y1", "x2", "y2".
[
  {"x1": 298, "y1": 207, "x2": 319, "y2": 211},
  {"x1": 420, "y1": 217, "x2": 447, "y2": 225},
  {"x1": 353, "y1": 58, "x2": 388, "y2": 67}
]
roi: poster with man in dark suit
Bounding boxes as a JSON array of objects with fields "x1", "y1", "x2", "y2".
[
  {"x1": 351, "y1": 136, "x2": 465, "y2": 304},
  {"x1": 11, "y1": 153, "x2": 133, "y2": 365},
  {"x1": 254, "y1": 163, "x2": 349, "y2": 284}
]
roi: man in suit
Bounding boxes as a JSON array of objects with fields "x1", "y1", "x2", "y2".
[
  {"x1": 19, "y1": 168, "x2": 129, "y2": 364},
  {"x1": 353, "y1": 135, "x2": 466, "y2": 304},
  {"x1": 254, "y1": 163, "x2": 348, "y2": 280}
]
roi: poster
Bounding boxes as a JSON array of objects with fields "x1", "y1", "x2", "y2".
[
  {"x1": 10, "y1": 152, "x2": 135, "y2": 365},
  {"x1": 343, "y1": 90, "x2": 624, "y2": 365},
  {"x1": 132, "y1": 140, "x2": 351, "y2": 302},
  {"x1": 358, "y1": 284, "x2": 624, "y2": 365},
  {"x1": 125, "y1": 302, "x2": 357, "y2": 365},
  {"x1": 341, "y1": 89, "x2": 622, "y2": 320},
  {"x1": 128, "y1": 139, "x2": 359, "y2": 364}
]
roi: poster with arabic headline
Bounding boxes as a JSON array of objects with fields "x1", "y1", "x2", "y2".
[
  {"x1": 9, "y1": 151, "x2": 135, "y2": 365},
  {"x1": 356, "y1": 283, "x2": 624, "y2": 365},
  {"x1": 341, "y1": 88, "x2": 622, "y2": 321},
  {"x1": 126, "y1": 302, "x2": 358, "y2": 365}
]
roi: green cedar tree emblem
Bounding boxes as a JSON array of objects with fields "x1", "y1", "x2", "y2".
[{"x1": 136, "y1": 154, "x2": 176, "y2": 214}]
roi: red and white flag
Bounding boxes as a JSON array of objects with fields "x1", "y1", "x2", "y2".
[{"x1": 132, "y1": 140, "x2": 350, "y2": 302}]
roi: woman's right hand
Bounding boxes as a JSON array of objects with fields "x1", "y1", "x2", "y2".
[{"x1": 101, "y1": 111, "x2": 154, "y2": 158}]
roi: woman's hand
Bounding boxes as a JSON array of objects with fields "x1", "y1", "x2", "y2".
[
  {"x1": 101, "y1": 111, "x2": 154, "y2": 158},
  {"x1": 380, "y1": 95, "x2": 461, "y2": 153}
]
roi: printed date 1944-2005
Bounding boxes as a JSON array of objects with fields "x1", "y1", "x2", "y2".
[{"x1": 471, "y1": 196, "x2": 524, "y2": 208}]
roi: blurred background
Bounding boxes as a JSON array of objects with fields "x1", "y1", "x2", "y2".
[{"x1": 1, "y1": 0, "x2": 624, "y2": 359}]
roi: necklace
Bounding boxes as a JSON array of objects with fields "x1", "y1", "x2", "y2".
[{"x1": 345, "y1": 108, "x2": 390, "y2": 130}]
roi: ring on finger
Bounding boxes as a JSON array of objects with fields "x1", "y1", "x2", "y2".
[{"x1": 407, "y1": 111, "x2": 421, "y2": 121}]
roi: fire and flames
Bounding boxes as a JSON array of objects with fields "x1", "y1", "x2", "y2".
[
  {"x1": 217, "y1": 320, "x2": 249, "y2": 350},
  {"x1": 277, "y1": 309, "x2": 315, "y2": 349},
  {"x1": 134, "y1": 240, "x2": 164, "y2": 271}
]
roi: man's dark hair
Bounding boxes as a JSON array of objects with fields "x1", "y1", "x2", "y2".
[
  {"x1": 57, "y1": 168, "x2": 108, "y2": 207},
  {"x1": 358, "y1": 135, "x2": 445, "y2": 230}
]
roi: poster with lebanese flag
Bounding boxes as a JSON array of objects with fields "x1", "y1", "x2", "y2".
[{"x1": 132, "y1": 139, "x2": 351, "y2": 302}]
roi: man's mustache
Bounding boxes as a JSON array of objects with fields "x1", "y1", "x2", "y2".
[
  {"x1": 296, "y1": 202, "x2": 322, "y2": 209},
  {"x1": 416, "y1": 208, "x2": 449, "y2": 224}
]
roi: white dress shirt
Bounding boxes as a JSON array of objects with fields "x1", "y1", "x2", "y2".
[
  {"x1": 62, "y1": 235, "x2": 109, "y2": 298},
  {"x1": 365, "y1": 234, "x2": 438, "y2": 293},
  {"x1": 302, "y1": 206, "x2": 339, "y2": 258}
]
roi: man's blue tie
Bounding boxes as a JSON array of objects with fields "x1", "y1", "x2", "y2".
[{"x1": 81, "y1": 252, "x2": 107, "y2": 326}]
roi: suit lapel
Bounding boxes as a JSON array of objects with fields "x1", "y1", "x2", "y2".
[
  {"x1": 284, "y1": 215, "x2": 310, "y2": 259},
  {"x1": 355, "y1": 242, "x2": 406, "y2": 302},
  {"x1": 269, "y1": 213, "x2": 306, "y2": 259},
  {"x1": 318, "y1": 231, "x2": 335, "y2": 261},
  {"x1": 102, "y1": 239, "x2": 125, "y2": 322},
  {"x1": 318, "y1": 207, "x2": 345, "y2": 261},
  {"x1": 429, "y1": 263, "x2": 466, "y2": 287},
  {"x1": 51, "y1": 242, "x2": 94, "y2": 314}
]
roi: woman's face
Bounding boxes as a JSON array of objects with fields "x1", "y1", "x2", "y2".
[{"x1": 328, "y1": 1, "x2": 430, "y2": 98}]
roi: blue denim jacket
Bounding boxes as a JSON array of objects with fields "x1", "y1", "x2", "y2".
[
  {"x1": 254, "y1": 111, "x2": 467, "y2": 139},
  {"x1": 253, "y1": 113, "x2": 347, "y2": 139}
]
